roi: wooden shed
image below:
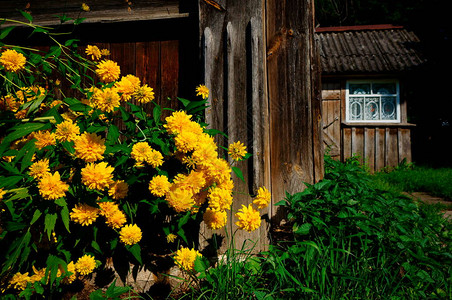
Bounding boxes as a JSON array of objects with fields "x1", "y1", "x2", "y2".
[
  {"x1": 1, "y1": 0, "x2": 323, "y2": 251},
  {"x1": 316, "y1": 24, "x2": 426, "y2": 172}
]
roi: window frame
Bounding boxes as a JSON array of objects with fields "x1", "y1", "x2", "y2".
[{"x1": 345, "y1": 79, "x2": 401, "y2": 123}]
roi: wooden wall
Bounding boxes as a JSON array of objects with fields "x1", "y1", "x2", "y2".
[
  {"x1": 322, "y1": 79, "x2": 414, "y2": 172},
  {"x1": 199, "y1": 0, "x2": 322, "y2": 251}
]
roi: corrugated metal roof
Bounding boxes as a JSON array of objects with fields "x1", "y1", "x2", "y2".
[{"x1": 315, "y1": 25, "x2": 426, "y2": 74}]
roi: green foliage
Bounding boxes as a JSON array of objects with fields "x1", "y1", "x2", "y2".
[
  {"x1": 0, "y1": 13, "x2": 254, "y2": 298},
  {"x1": 373, "y1": 163, "x2": 452, "y2": 201},
  {"x1": 263, "y1": 156, "x2": 452, "y2": 299}
]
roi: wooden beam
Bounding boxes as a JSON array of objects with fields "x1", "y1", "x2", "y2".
[{"x1": 0, "y1": 0, "x2": 190, "y2": 26}]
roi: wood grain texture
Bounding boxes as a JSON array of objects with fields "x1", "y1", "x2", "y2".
[
  {"x1": 199, "y1": 0, "x2": 270, "y2": 252},
  {"x1": 266, "y1": 0, "x2": 320, "y2": 224},
  {"x1": 1, "y1": 0, "x2": 190, "y2": 25}
]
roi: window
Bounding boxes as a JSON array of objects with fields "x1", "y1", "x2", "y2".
[{"x1": 346, "y1": 80, "x2": 400, "y2": 123}]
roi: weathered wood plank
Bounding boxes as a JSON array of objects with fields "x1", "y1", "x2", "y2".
[
  {"x1": 375, "y1": 127, "x2": 386, "y2": 171},
  {"x1": 386, "y1": 128, "x2": 399, "y2": 168},
  {"x1": 364, "y1": 127, "x2": 376, "y2": 172},
  {"x1": 399, "y1": 128, "x2": 412, "y2": 163},
  {"x1": 343, "y1": 127, "x2": 352, "y2": 160},
  {"x1": 1, "y1": 0, "x2": 190, "y2": 26},
  {"x1": 352, "y1": 127, "x2": 364, "y2": 164},
  {"x1": 199, "y1": 0, "x2": 269, "y2": 252},
  {"x1": 266, "y1": 0, "x2": 319, "y2": 223},
  {"x1": 160, "y1": 40, "x2": 179, "y2": 113}
]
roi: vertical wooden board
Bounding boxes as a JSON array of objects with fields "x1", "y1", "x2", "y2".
[
  {"x1": 110, "y1": 42, "x2": 136, "y2": 77},
  {"x1": 322, "y1": 100, "x2": 340, "y2": 158},
  {"x1": 364, "y1": 128, "x2": 376, "y2": 172},
  {"x1": 342, "y1": 127, "x2": 352, "y2": 160},
  {"x1": 267, "y1": 0, "x2": 316, "y2": 223},
  {"x1": 375, "y1": 128, "x2": 386, "y2": 171},
  {"x1": 386, "y1": 128, "x2": 399, "y2": 168},
  {"x1": 160, "y1": 40, "x2": 179, "y2": 112},
  {"x1": 135, "y1": 41, "x2": 160, "y2": 113},
  {"x1": 399, "y1": 128, "x2": 412, "y2": 163},
  {"x1": 199, "y1": 0, "x2": 269, "y2": 252},
  {"x1": 135, "y1": 42, "x2": 160, "y2": 93},
  {"x1": 352, "y1": 127, "x2": 364, "y2": 164}
]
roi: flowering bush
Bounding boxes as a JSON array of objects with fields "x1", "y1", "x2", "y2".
[{"x1": 0, "y1": 13, "x2": 270, "y2": 297}]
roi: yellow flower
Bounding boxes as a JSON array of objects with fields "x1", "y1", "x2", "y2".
[
  {"x1": 208, "y1": 187, "x2": 233, "y2": 211},
  {"x1": 166, "y1": 233, "x2": 177, "y2": 243},
  {"x1": 74, "y1": 132, "x2": 106, "y2": 162},
  {"x1": 108, "y1": 180, "x2": 129, "y2": 199},
  {"x1": 131, "y1": 141, "x2": 152, "y2": 165},
  {"x1": 0, "y1": 49, "x2": 26, "y2": 72},
  {"x1": 98, "y1": 201, "x2": 119, "y2": 217},
  {"x1": 148, "y1": 175, "x2": 171, "y2": 197},
  {"x1": 92, "y1": 87, "x2": 121, "y2": 113},
  {"x1": 16, "y1": 85, "x2": 46, "y2": 103},
  {"x1": 38, "y1": 171, "x2": 69, "y2": 200},
  {"x1": 228, "y1": 141, "x2": 247, "y2": 161},
  {"x1": 75, "y1": 254, "x2": 96, "y2": 275},
  {"x1": 85, "y1": 45, "x2": 101, "y2": 60},
  {"x1": 0, "y1": 188, "x2": 6, "y2": 200},
  {"x1": 166, "y1": 186, "x2": 194, "y2": 213},
  {"x1": 133, "y1": 84, "x2": 155, "y2": 104},
  {"x1": 174, "y1": 130, "x2": 198, "y2": 153},
  {"x1": 192, "y1": 142, "x2": 218, "y2": 167},
  {"x1": 0, "y1": 94, "x2": 20, "y2": 111},
  {"x1": 195, "y1": 84, "x2": 209, "y2": 99},
  {"x1": 131, "y1": 142, "x2": 163, "y2": 167},
  {"x1": 81, "y1": 3, "x2": 90, "y2": 12},
  {"x1": 95, "y1": 59, "x2": 120, "y2": 83},
  {"x1": 235, "y1": 204, "x2": 261, "y2": 232},
  {"x1": 105, "y1": 210, "x2": 127, "y2": 229},
  {"x1": 253, "y1": 186, "x2": 271, "y2": 209},
  {"x1": 164, "y1": 111, "x2": 193, "y2": 135},
  {"x1": 147, "y1": 149, "x2": 164, "y2": 168},
  {"x1": 81, "y1": 162, "x2": 114, "y2": 190},
  {"x1": 9, "y1": 272, "x2": 30, "y2": 290},
  {"x1": 203, "y1": 208, "x2": 227, "y2": 230},
  {"x1": 100, "y1": 48, "x2": 110, "y2": 56},
  {"x1": 70, "y1": 203, "x2": 100, "y2": 226},
  {"x1": 55, "y1": 119, "x2": 80, "y2": 142},
  {"x1": 173, "y1": 171, "x2": 206, "y2": 195},
  {"x1": 33, "y1": 130, "x2": 56, "y2": 150},
  {"x1": 98, "y1": 201, "x2": 127, "y2": 228},
  {"x1": 62, "y1": 261, "x2": 76, "y2": 284},
  {"x1": 119, "y1": 224, "x2": 142, "y2": 245},
  {"x1": 115, "y1": 75, "x2": 140, "y2": 101},
  {"x1": 174, "y1": 247, "x2": 202, "y2": 272},
  {"x1": 29, "y1": 158, "x2": 50, "y2": 179},
  {"x1": 29, "y1": 266, "x2": 46, "y2": 283}
]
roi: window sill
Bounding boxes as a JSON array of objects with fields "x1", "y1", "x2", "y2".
[{"x1": 342, "y1": 122, "x2": 416, "y2": 128}]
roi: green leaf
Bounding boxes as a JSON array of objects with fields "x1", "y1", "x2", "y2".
[
  {"x1": 60, "y1": 205, "x2": 70, "y2": 233},
  {"x1": 0, "y1": 175, "x2": 23, "y2": 188},
  {"x1": 128, "y1": 244, "x2": 142, "y2": 264},
  {"x1": 0, "y1": 122, "x2": 48, "y2": 155},
  {"x1": 107, "y1": 125, "x2": 120, "y2": 144},
  {"x1": 91, "y1": 240, "x2": 102, "y2": 253},
  {"x1": 153, "y1": 105, "x2": 161, "y2": 124},
  {"x1": 20, "y1": 10, "x2": 33, "y2": 23},
  {"x1": 177, "y1": 97, "x2": 191, "y2": 107},
  {"x1": 0, "y1": 26, "x2": 15, "y2": 40},
  {"x1": 231, "y1": 166, "x2": 245, "y2": 183},
  {"x1": 30, "y1": 209, "x2": 42, "y2": 225},
  {"x1": 44, "y1": 213, "x2": 58, "y2": 240},
  {"x1": 294, "y1": 223, "x2": 312, "y2": 235}
]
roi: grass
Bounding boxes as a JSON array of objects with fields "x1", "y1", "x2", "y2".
[
  {"x1": 372, "y1": 162, "x2": 452, "y2": 200},
  {"x1": 172, "y1": 156, "x2": 452, "y2": 300}
]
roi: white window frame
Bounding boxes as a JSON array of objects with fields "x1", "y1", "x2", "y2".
[{"x1": 345, "y1": 79, "x2": 401, "y2": 123}]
